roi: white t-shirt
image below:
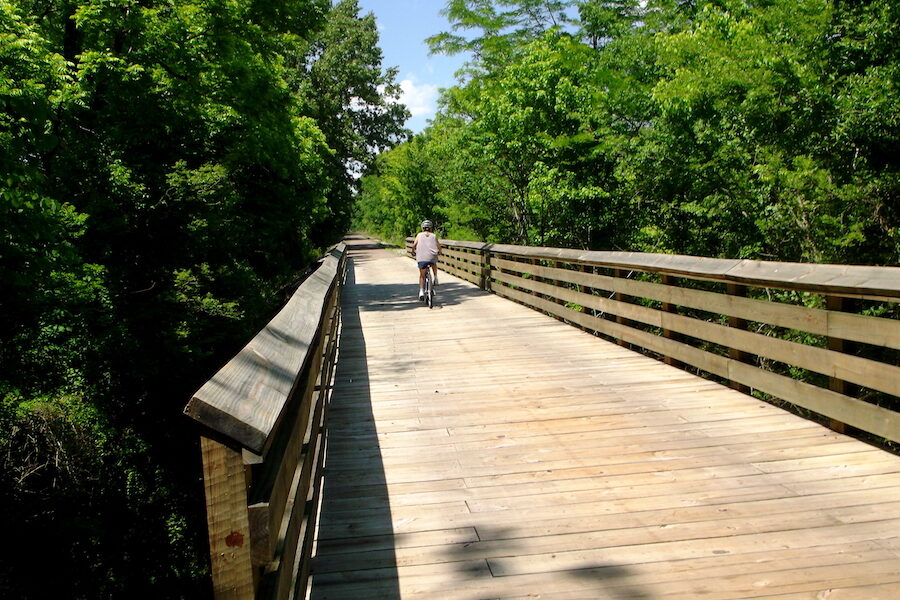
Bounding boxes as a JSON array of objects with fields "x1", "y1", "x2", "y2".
[{"x1": 414, "y1": 231, "x2": 440, "y2": 262}]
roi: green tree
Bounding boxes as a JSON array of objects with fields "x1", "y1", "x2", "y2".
[
  {"x1": 361, "y1": 0, "x2": 897, "y2": 264},
  {"x1": 303, "y1": 0, "x2": 410, "y2": 246},
  {"x1": 578, "y1": 0, "x2": 641, "y2": 49},
  {"x1": 355, "y1": 134, "x2": 439, "y2": 241},
  {"x1": 428, "y1": 0, "x2": 578, "y2": 73},
  {"x1": 0, "y1": 0, "x2": 410, "y2": 596},
  {"x1": 640, "y1": 0, "x2": 897, "y2": 262}
]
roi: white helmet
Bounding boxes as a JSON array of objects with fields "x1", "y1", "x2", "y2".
[{"x1": 421, "y1": 220, "x2": 433, "y2": 230}]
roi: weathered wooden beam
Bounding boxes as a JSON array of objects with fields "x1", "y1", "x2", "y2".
[
  {"x1": 661, "y1": 274, "x2": 684, "y2": 368},
  {"x1": 727, "y1": 283, "x2": 752, "y2": 394},
  {"x1": 201, "y1": 436, "x2": 255, "y2": 600},
  {"x1": 487, "y1": 256, "x2": 900, "y2": 350},
  {"x1": 187, "y1": 244, "x2": 347, "y2": 599},
  {"x1": 184, "y1": 245, "x2": 345, "y2": 456},
  {"x1": 439, "y1": 240, "x2": 900, "y2": 299}
]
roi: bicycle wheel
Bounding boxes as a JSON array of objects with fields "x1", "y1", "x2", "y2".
[{"x1": 425, "y1": 272, "x2": 434, "y2": 308}]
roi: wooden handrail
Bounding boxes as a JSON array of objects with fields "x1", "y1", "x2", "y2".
[
  {"x1": 407, "y1": 238, "x2": 900, "y2": 300},
  {"x1": 408, "y1": 237, "x2": 900, "y2": 444},
  {"x1": 184, "y1": 243, "x2": 347, "y2": 600}
]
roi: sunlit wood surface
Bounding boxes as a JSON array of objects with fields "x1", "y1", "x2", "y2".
[{"x1": 308, "y1": 240, "x2": 900, "y2": 600}]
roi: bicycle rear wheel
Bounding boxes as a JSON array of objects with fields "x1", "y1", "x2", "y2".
[{"x1": 425, "y1": 272, "x2": 434, "y2": 308}]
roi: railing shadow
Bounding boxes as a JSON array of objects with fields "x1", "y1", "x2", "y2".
[
  {"x1": 353, "y1": 280, "x2": 489, "y2": 312},
  {"x1": 442, "y1": 525, "x2": 651, "y2": 599},
  {"x1": 307, "y1": 257, "x2": 402, "y2": 599}
]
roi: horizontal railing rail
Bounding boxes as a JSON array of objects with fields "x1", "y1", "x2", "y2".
[
  {"x1": 184, "y1": 243, "x2": 347, "y2": 600},
  {"x1": 406, "y1": 238, "x2": 900, "y2": 444}
]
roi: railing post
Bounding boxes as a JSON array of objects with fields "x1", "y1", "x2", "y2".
[
  {"x1": 201, "y1": 436, "x2": 255, "y2": 599},
  {"x1": 825, "y1": 295, "x2": 851, "y2": 433},
  {"x1": 577, "y1": 263, "x2": 592, "y2": 334},
  {"x1": 613, "y1": 269, "x2": 631, "y2": 349},
  {"x1": 553, "y1": 260, "x2": 566, "y2": 311},
  {"x1": 726, "y1": 283, "x2": 752, "y2": 393},
  {"x1": 661, "y1": 275, "x2": 683, "y2": 368},
  {"x1": 481, "y1": 245, "x2": 492, "y2": 292}
]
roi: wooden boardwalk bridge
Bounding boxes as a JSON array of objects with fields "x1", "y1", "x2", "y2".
[
  {"x1": 305, "y1": 238, "x2": 900, "y2": 599},
  {"x1": 186, "y1": 236, "x2": 900, "y2": 600}
]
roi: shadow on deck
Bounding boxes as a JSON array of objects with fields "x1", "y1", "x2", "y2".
[{"x1": 311, "y1": 258, "x2": 402, "y2": 599}]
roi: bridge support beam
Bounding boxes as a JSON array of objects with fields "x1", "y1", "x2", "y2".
[{"x1": 201, "y1": 436, "x2": 255, "y2": 599}]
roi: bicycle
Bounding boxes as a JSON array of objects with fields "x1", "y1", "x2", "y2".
[{"x1": 422, "y1": 267, "x2": 435, "y2": 308}]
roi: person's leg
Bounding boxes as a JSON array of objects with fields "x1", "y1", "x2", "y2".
[
  {"x1": 430, "y1": 262, "x2": 439, "y2": 285},
  {"x1": 418, "y1": 267, "x2": 426, "y2": 298}
]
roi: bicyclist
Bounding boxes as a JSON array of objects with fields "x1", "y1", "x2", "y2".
[{"x1": 412, "y1": 220, "x2": 441, "y2": 300}]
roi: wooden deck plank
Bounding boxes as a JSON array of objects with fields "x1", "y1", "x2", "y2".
[
  {"x1": 311, "y1": 503, "x2": 900, "y2": 573},
  {"x1": 318, "y1": 458, "x2": 900, "y2": 514},
  {"x1": 307, "y1": 244, "x2": 900, "y2": 600},
  {"x1": 309, "y1": 544, "x2": 900, "y2": 600}
]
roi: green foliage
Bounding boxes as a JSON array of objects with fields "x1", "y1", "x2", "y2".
[
  {"x1": 578, "y1": 0, "x2": 640, "y2": 49},
  {"x1": 362, "y1": 0, "x2": 898, "y2": 266},
  {"x1": 428, "y1": 0, "x2": 578, "y2": 73},
  {"x1": 1, "y1": 0, "x2": 406, "y2": 596},
  {"x1": 303, "y1": 0, "x2": 410, "y2": 246},
  {"x1": 355, "y1": 134, "x2": 438, "y2": 241}
]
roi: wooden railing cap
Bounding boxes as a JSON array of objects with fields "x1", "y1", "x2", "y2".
[
  {"x1": 184, "y1": 244, "x2": 346, "y2": 454},
  {"x1": 433, "y1": 240, "x2": 899, "y2": 299}
]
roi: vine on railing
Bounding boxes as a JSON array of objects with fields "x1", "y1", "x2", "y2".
[
  {"x1": 407, "y1": 238, "x2": 900, "y2": 446},
  {"x1": 184, "y1": 243, "x2": 347, "y2": 600}
]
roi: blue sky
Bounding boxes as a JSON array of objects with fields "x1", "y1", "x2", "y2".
[{"x1": 356, "y1": 0, "x2": 468, "y2": 133}]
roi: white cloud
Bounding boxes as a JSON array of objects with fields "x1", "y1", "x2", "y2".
[{"x1": 399, "y1": 78, "x2": 438, "y2": 118}]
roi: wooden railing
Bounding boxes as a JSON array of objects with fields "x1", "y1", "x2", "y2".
[
  {"x1": 407, "y1": 238, "x2": 900, "y2": 444},
  {"x1": 183, "y1": 243, "x2": 347, "y2": 600}
]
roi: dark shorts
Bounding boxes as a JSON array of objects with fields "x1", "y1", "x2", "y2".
[{"x1": 417, "y1": 260, "x2": 437, "y2": 269}]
